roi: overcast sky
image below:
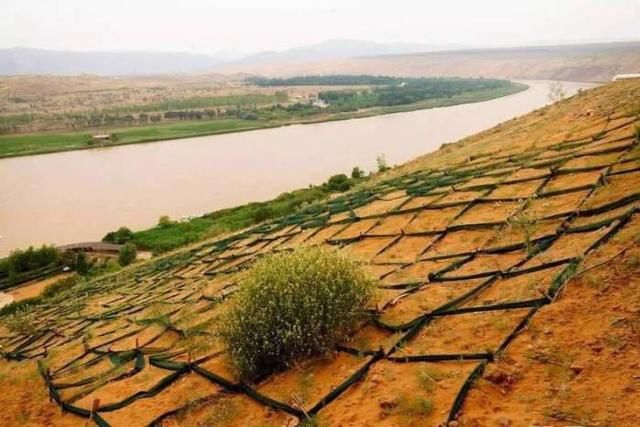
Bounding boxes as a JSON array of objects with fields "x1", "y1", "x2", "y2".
[{"x1": 3, "y1": 0, "x2": 639, "y2": 54}]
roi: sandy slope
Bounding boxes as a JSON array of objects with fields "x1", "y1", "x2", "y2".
[{"x1": 0, "y1": 79, "x2": 638, "y2": 427}]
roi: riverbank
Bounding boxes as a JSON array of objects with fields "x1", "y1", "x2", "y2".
[
  {"x1": 108, "y1": 172, "x2": 371, "y2": 254},
  {"x1": 0, "y1": 272, "x2": 73, "y2": 309},
  {"x1": 0, "y1": 80, "x2": 595, "y2": 256},
  {"x1": 0, "y1": 83, "x2": 526, "y2": 159}
]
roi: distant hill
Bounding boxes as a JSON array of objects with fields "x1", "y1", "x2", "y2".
[
  {"x1": 235, "y1": 39, "x2": 463, "y2": 65},
  {"x1": 0, "y1": 40, "x2": 462, "y2": 76},
  {"x1": 218, "y1": 41, "x2": 640, "y2": 83},
  {"x1": 0, "y1": 48, "x2": 223, "y2": 75},
  {"x1": 2, "y1": 41, "x2": 639, "y2": 81}
]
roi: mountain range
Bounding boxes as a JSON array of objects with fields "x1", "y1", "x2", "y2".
[
  {"x1": 1, "y1": 39, "x2": 638, "y2": 82},
  {"x1": 0, "y1": 39, "x2": 462, "y2": 76}
]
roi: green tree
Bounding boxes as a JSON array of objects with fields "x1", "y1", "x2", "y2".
[
  {"x1": 326, "y1": 174, "x2": 352, "y2": 192},
  {"x1": 376, "y1": 154, "x2": 390, "y2": 173},
  {"x1": 118, "y1": 243, "x2": 137, "y2": 266},
  {"x1": 351, "y1": 166, "x2": 365, "y2": 179},
  {"x1": 1, "y1": 245, "x2": 60, "y2": 277},
  {"x1": 102, "y1": 226, "x2": 134, "y2": 244},
  {"x1": 74, "y1": 252, "x2": 90, "y2": 275},
  {"x1": 548, "y1": 81, "x2": 566, "y2": 104}
]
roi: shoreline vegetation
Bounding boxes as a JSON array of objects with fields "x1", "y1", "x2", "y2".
[
  {"x1": 103, "y1": 165, "x2": 378, "y2": 254},
  {"x1": 0, "y1": 77, "x2": 527, "y2": 158},
  {"x1": 0, "y1": 240, "x2": 143, "y2": 314}
]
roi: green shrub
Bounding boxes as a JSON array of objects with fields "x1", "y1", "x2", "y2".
[
  {"x1": 326, "y1": 174, "x2": 352, "y2": 192},
  {"x1": 41, "y1": 274, "x2": 80, "y2": 299},
  {"x1": 0, "y1": 298, "x2": 42, "y2": 317},
  {"x1": 118, "y1": 243, "x2": 137, "y2": 266},
  {"x1": 157, "y1": 215, "x2": 175, "y2": 228},
  {"x1": 398, "y1": 395, "x2": 434, "y2": 418},
  {"x1": 252, "y1": 206, "x2": 273, "y2": 222},
  {"x1": 376, "y1": 154, "x2": 390, "y2": 173},
  {"x1": 220, "y1": 247, "x2": 376, "y2": 379},
  {"x1": 74, "y1": 252, "x2": 90, "y2": 275},
  {"x1": 0, "y1": 245, "x2": 60, "y2": 284},
  {"x1": 102, "y1": 226, "x2": 134, "y2": 244}
]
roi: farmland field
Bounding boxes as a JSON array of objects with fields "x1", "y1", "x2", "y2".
[{"x1": 0, "y1": 75, "x2": 525, "y2": 158}]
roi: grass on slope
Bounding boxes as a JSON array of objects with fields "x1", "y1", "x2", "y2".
[{"x1": 122, "y1": 186, "x2": 337, "y2": 254}]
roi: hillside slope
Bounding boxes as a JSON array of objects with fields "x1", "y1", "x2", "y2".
[
  {"x1": 234, "y1": 39, "x2": 463, "y2": 65},
  {"x1": 461, "y1": 222, "x2": 640, "y2": 426},
  {"x1": 0, "y1": 80, "x2": 638, "y2": 426}
]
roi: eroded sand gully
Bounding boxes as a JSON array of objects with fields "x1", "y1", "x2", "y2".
[{"x1": 0, "y1": 81, "x2": 639, "y2": 426}]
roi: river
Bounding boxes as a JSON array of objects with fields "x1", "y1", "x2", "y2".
[{"x1": 0, "y1": 80, "x2": 597, "y2": 255}]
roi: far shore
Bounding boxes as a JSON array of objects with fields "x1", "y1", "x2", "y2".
[{"x1": 0, "y1": 83, "x2": 528, "y2": 159}]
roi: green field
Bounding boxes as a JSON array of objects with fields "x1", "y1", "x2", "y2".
[
  {"x1": 0, "y1": 82, "x2": 527, "y2": 158},
  {"x1": 0, "y1": 118, "x2": 270, "y2": 158}
]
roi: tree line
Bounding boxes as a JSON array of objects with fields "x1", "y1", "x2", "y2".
[
  {"x1": 318, "y1": 77, "x2": 512, "y2": 111},
  {"x1": 248, "y1": 75, "x2": 401, "y2": 86},
  {"x1": 0, "y1": 243, "x2": 137, "y2": 289}
]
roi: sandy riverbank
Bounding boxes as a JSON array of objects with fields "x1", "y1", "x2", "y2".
[{"x1": 0, "y1": 273, "x2": 73, "y2": 309}]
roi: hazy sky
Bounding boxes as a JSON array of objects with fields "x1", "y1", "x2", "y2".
[{"x1": 3, "y1": 0, "x2": 639, "y2": 54}]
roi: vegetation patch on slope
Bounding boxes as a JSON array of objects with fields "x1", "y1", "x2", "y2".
[
  {"x1": 221, "y1": 247, "x2": 376, "y2": 379},
  {"x1": 104, "y1": 167, "x2": 376, "y2": 254}
]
